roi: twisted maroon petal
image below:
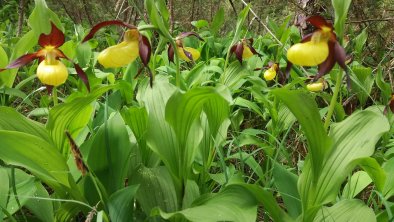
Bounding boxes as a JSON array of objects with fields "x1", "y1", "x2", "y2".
[
  {"x1": 82, "y1": 20, "x2": 136, "y2": 42},
  {"x1": 139, "y1": 35, "x2": 151, "y2": 66}
]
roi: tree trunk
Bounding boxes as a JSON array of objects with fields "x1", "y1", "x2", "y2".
[{"x1": 17, "y1": 0, "x2": 25, "y2": 36}]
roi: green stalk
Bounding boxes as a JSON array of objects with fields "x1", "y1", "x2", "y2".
[
  {"x1": 170, "y1": 41, "x2": 181, "y2": 87},
  {"x1": 52, "y1": 87, "x2": 58, "y2": 106},
  {"x1": 324, "y1": 70, "x2": 343, "y2": 130},
  {"x1": 11, "y1": 167, "x2": 27, "y2": 221}
]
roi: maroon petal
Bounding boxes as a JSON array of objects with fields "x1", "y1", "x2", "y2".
[
  {"x1": 334, "y1": 41, "x2": 347, "y2": 70},
  {"x1": 230, "y1": 44, "x2": 237, "y2": 54},
  {"x1": 82, "y1": 20, "x2": 136, "y2": 42},
  {"x1": 316, "y1": 41, "x2": 336, "y2": 80},
  {"x1": 6, "y1": 53, "x2": 40, "y2": 69},
  {"x1": 39, "y1": 23, "x2": 65, "y2": 48},
  {"x1": 247, "y1": 44, "x2": 261, "y2": 56},
  {"x1": 178, "y1": 32, "x2": 204, "y2": 41},
  {"x1": 0, "y1": 68, "x2": 5, "y2": 72},
  {"x1": 306, "y1": 15, "x2": 333, "y2": 29},
  {"x1": 139, "y1": 35, "x2": 151, "y2": 67},
  {"x1": 74, "y1": 63, "x2": 90, "y2": 92},
  {"x1": 168, "y1": 44, "x2": 174, "y2": 63},
  {"x1": 285, "y1": 61, "x2": 293, "y2": 80},
  {"x1": 300, "y1": 33, "x2": 313, "y2": 43},
  {"x1": 234, "y1": 43, "x2": 244, "y2": 64},
  {"x1": 183, "y1": 47, "x2": 194, "y2": 61},
  {"x1": 390, "y1": 95, "x2": 394, "y2": 113}
]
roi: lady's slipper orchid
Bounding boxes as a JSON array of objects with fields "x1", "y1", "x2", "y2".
[
  {"x1": 286, "y1": 16, "x2": 348, "y2": 82},
  {"x1": 168, "y1": 32, "x2": 203, "y2": 62},
  {"x1": 263, "y1": 63, "x2": 279, "y2": 81},
  {"x1": 0, "y1": 23, "x2": 89, "y2": 93},
  {"x1": 230, "y1": 38, "x2": 260, "y2": 63},
  {"x1": 82, "y1": 20, "x2": 152, "y2": 85}
]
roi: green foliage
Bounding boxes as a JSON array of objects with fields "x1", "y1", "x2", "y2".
[{"x1": 0, "y1": 0, "x2": 393, "y2": 221}]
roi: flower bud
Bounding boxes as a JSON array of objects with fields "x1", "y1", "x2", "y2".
[
  {"x1": 263, "y1": 64, "x2": 278, "y2": 81},
  {"x1": 307, "y1": 81, "x2": 324, "y2": 92},
  {"x1": 287, "y1": 41, "x2": 329, "y2": 66},
  {"x1": 178, "y1": 47, "x2": 200, "y2": 62},
  {"x1": 37, "y1": 60, "x2": 68, "y2": 86}
]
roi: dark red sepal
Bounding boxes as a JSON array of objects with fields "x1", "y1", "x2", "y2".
[
  {"x1": 306, "y1": 15, "x2": 333, "y2": 29},
  {"x1": 285, "y1": 61, "x2": 293, "y2": 80},
  {"x1": 178, "y1": 32, "x2": 204, "y2": 41},
  {"x1": 182, "y1": 47, "x2": 194, "y2": 61},
  {"x1": 82, "y1": 20, "x2": 137, "y2": 42},
  {"x1": 247, "y1": 44, "x2": 261, "y2": 56},
  {"x1": 168, "y1": 44, "x2": 174, "y2": 63},
  {"x1": 139, "y1": 35, "x2": 151, "y2": 67},
  {"x1": 74, "y1": 63, "x2": 90, "y2": 92},
  {"x1": 390, "y1": 95, "x2": 394, "y2": 113},
  {"x1": 334, "y1": 41, "x2": 347, "y2": 70},
  {"x1": 0, "y1": 68, "x2": 5, "y2": 72},
  {"x1": 46, "y1": 85, "x2": 53, "y2": 95},
  {"x1": 316, "y1": 41, "x2": 336, "y2": 80},
  {"x1": 6, "y1": 53, "x2": 40, "y2": 69},
  {"x1": 234, "y1": 43, "x2": 244, "y2": 64},
  {"x1": 38, "y1": 23, "x2": 65, "y2": 48}
]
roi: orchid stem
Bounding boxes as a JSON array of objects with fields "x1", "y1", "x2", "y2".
[
  {"x1": 170, "y1": 41, "x2": 181, "y2": 87},
  {"x1": 52, "y1": 87, "x2": 58, "y2": 106},
  {"x1": 324, "y1": 70, "x2": 343, "y2": 131}
]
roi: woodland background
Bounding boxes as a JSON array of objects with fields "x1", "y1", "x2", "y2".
[{"x1": 1, "y1": 0, "x2": 393, "y2": 72}]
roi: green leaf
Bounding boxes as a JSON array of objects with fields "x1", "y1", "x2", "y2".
[
  {"x1": 0, "y1": 167, "x2": 9, "y2": 220},
  {"x1": 354, "y1": 28, "x2": 368, "y2": 57},
  {"x1": 234, "y1": 97, "x2": 264, "y2": 119},
  {"x1": 210, "y1": 7, "x2": 225, "y2": 35},
  {"x1": 375, "y1": 66, "x2": 391, "y2": 102},
  {"x1": 0, "y1": 131, "x2": 73, "y2": 194},
  {"x1": 272, "y1": 89, "x2": 331, "y2": 181},
  {"x1": 0, "y1": 106, "x2": 53, "y2": 143},
  {"x1": 0, "y1": 87, "x2": 33, "y2": 106},
  {"x1": 25, "y1": 181, "x2": 55, "y2": 222},
  {"x1": 231, "y1": 5, "x2": 250, "y2": 45},
  {"x1": 0, "y1": 45, "x2": 10, "y2": 87},
  {"x1": 154, "y1": 184, "x2": 258, "y2": 222},
  {"x1": 191, "y1": 20, "x2": 209, "y2": 29},
  {"x1": 87, "y1": 112, "x2": 132, "y2": 195},
  {"x1": 108, "y1": 185, "x2": 139, "y2": 222},
  {"x1": 351, "y1": 65, "x2": 374, "y2": 106},
  {"x1": 7, "y1": 169, "x2": 36, "y2": 215},
  {"x1": 165, "y1": 85, "x2": 230, "y2": 180},
  {"x1": 47, "y1": 85, "x2": 117, "y2": 156},
  {"x1": 342, "y1": 171, "x2": 372, "y2": 199},
  {"x1": 313, "y1": 199, "x2": 375, "y2": 222},
  {"x1": 383, "y1": 157, "x2": 394, "y2": 198},
  {"x1": 220, "y1": 61, "x2": 251, "y2": 92},
  {"x1": 28, "y1": 0, "x2": 63, "y2": 35},
  {"x1": 299, "y1": 109, "x2": 389, "y2": 212},
  {"x1": 144, "y1": 0, "x2": 171, "y2": 39},
  {"x1": 133, "y1": 166, "x2": 178, "y2": 217},
  {"x1": 76, "y1": 43, "x2": 92, "y2": 68},
  {"x1": 332, "y1": 0, "x2": 352, "y2": 40},
  {"x1": 273, "y1": 163, "x2": 301, "y2": 218}
]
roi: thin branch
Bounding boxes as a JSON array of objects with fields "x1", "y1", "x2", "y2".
[
  {"x1": 346, "y1": 17, "x2": 394, "y2": 24},
  {"x1": 240, "y1": 0, "x2": 282, "y2": 46}
]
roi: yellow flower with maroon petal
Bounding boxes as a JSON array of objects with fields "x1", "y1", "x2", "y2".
[
  {"x1": 0, "y1": 23, "x2": 89, "y2": 93},
  {"x1": 286, "y1": 16, "x2": 348, "y2": 82},
  {"x1": 168, "y1": 32, "x2": 203, "y2": 63},
  {"x1": 230, "y1": 38, "x2": 260, "y2": 63}
]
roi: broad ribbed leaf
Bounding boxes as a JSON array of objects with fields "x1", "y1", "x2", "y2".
[
  {"x1": 313, "y1": 199, "x2": 375, "y2": 222},
  {"x1": 155, "y1": 184, "x2": 258, "y2": 222},
  {"x1": 47, "y1": 85, "x2": 117, "y2": 156},
  {"x1": 0, "y1": 106, "x2": 53, "y2": 143},
  {"x1": 0, "y1": 167, "x2": 9, "y2": 220},
  {"x1": 299, "y1": 109, "x2": 389, "y2": 212},
  {"x1": 108, "y1": 185, "x2": 139, "y2": 222},
  {"x1": 165, "y1": 85, "x2": 230, "y2": 179},
  {"x1": 87, "y1": 112, "x2": 132, "y2": 195},
  {"x1": 273, "y1": 163, "x2": 301, "y2": 218},
  {"x1": 332, "y1": 0, "x2": 352, "y2": 40},
  {"x1": 0, "y1": 131, "x2": 72, "y2": 191},
  {"x1": 272, "y1": 89, "x2": 331, "y2": 181},
  {"x1": 133, "y1": 166, "x2": 178, "y2": 217},
  {"x1": 25, "y1": 181, "x2": 55, "y2": 222},
  {"x1": 7, "y1": 169, "x2": 36, "y2": 215},
  {"x1": 220, "y1": 61, "x2": 251, "y2": 91},
  {"x1": 28, "y1": 0, "x2": 63, "y2": 35},
  {"x1": 342, "y1": 171, "x2": 372, "y2": 199}
]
